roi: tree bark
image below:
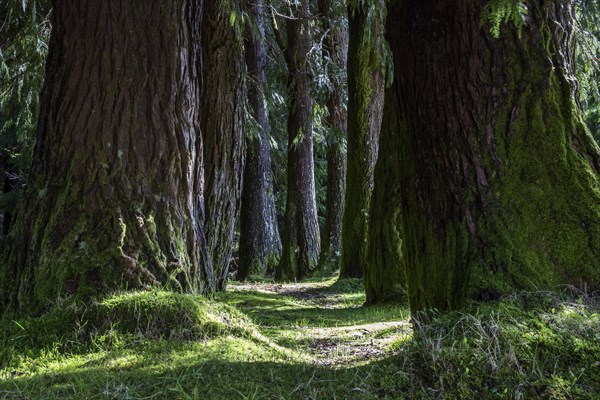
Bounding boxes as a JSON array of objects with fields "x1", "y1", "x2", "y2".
[
  {"x1": 317, "y1": 0, "x2": 348, "y2": 273},
  {"x1": 384, "y1": 0, "x2": 600, "y2": 312},
  {"x1": 364, "y1": 84, "x2": 406, "y2": 305},
  {"x1": 201, "y1": 0, "x2": 246, "y2": 290},
  {"x1": 238, "y1": 0, "x2": 282, "y2": 280},
  {"x1": 339, "y1": 1, "x2": 386, "y2": 279},
  {"x1": 0, "y1": 0, "x2": 212, "y2": 313},
  {"x1": 276, "y1": 0, "x2": 321, "y2": 281}
]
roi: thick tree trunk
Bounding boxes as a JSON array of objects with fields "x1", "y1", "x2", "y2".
[
  {"x1": 201, "y1": 0, "x2": 246, "y2": 290},
  {"x1": 317, "y1": 0, "x2": 348, "y2": 273},
  {"x1": 238, "y1": 0, "x2": 282, "y2": 280},
  {"x1": 385, "y1": 0, "x2": 600, "y2": 312},
  {"x1": 0, "y1": 0, "x2": 212, "y2": 313},
  {"x1": 339, "y1": 1, "x2": 386, "y2": 279},
  {"x1": 277, "y1": 0, "x2": 320, "y2": 281}
]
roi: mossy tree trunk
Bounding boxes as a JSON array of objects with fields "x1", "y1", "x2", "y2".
[
  {"x1": 1, "y1": 0, "x2": 213, "y2": 313},
  {"x1": 339, "y1": 0, "x2": 386, "y2": 279},
  {"x1": 238, "y1": 0, "x2": 282, "y2": 280},
  {"x1": 317, "y1": 0, "x2": 348, "y2": 273},
  {"x1": 201, "y1": 0, "x2": 246, "y2": 290},
  {"x1": 276, "y1": 0, "x2": 321, "y2": 281},
  {"x1": 364, "y1": 85, "x2": 406, "y2": 305},
  {"x1": 384, "y1": 0, "x2": 600, "y2": 313}
]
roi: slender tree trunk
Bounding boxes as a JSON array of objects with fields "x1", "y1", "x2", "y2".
[
  {"x1": 0, "y1": 160, "x2": 19, "y2": 238},
  {"x1": 384, "y1": 0, "x2": 600, "y2": 313},
  {"x1": 364, "y1": 84, "x2": 406, "y2": 305},
  {"x1": 339, "y1": 1, "x2": 386, "y2": 279},
  {"x1": 238, "y1": 0, "x2": 281, "y2": 280},
  {"x1": 0, "y1": 0, "x2": 212, "y2": 313},
  {"x1": 277, "y1": 0, "x2": 320, "y2": 281},
  {"x1": 201, "y1": 0, "x2": 246, "y2": 290},
  {"x1": 317, "y1": 0, "x2": 348, "y2": 273}
]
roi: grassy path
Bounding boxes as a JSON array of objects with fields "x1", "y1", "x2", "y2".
[
  {"x1": 219, "y1": 280, "x2": 411, "y2": 366},
  {"x1": 1, "y1": 278, "x2": 598, "y2": 399}
]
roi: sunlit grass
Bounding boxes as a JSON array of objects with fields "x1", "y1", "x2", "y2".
[{"x1": 1, "y1": 279, "x2": 598, "y2": 399}]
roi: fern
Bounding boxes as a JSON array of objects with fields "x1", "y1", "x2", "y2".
[
  {"x1": 575, "y1": 0, "x2": 600, "y2": 142},
  {"x1": 480, "y1": 0, "x2": 528, "y2": 38}
]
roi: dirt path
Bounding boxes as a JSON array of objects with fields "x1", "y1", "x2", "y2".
[
  {"x1": 303, "y1": 321, "x2": 410, "y2": 365},
  {"x1": 229, "y1": 281, "x2": 411, "y2": 366}
]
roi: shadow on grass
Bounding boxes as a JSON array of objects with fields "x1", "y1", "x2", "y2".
[
  {"x1": 217, "y1": 289, "x2": 409, "y2": 328},
  {"x1": 2, "y1": 288, "x2": 598, "y2": 400},
  {"x1": 0, "y1": 350, "x2": 410, "y2": 400}
]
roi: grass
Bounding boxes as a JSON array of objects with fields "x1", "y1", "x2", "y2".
[{"x1": 0, "y1": 278, "x2": 599, "y2": 399}]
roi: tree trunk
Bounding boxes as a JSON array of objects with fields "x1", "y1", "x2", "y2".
[
  {"x1": 339, "y1": 1, "x2": 386, "y2": 279},
  {"x1": 201, "y1": 0, "x2": 246, "y2": 290},
  {"x1": 317, "y1": 0, "x2": 348, "y2": 273},
  {"x1": 364, "y1": 85, "x2": 406, "y2": 305},
  {"x1": 385, "y1": 0, "x2": 600, "y2": 312},
  {"x1": 0, "y1": 0, "x2": 212, "y2": 313},
  {"x1": 238, "y1": 0, "x2": 282, "y2": 280},
  {"x1": 277, "y1": 0, "x2": 320, "y2": 281}
]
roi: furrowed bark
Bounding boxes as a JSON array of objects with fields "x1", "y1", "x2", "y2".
[
  {"x1": 385, "y1": 0, "x2": 600, "y2": 312},
  {"x1": 238, "y1": 0, "x2": 282, "y2": 280},
  {"x1": 277, "y1": 0, "x2": 321, "y2": 281},
  {"x1": 1, "y1": 0, "x2": 213, "y2": 313},
  {"x1": 201, "y1": 0, "x2": 246, "y2": 290},
  {"x1": 317, "y1": 0, "x2": 348, "y2": 273}
]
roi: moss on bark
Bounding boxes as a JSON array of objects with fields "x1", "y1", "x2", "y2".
[
  {"x1": 364, "y1": 87, "x2": 406, "y2": 305},
  {"x1": 339, "y1": 0, "x2": 386, "y2": 279},
  {"x1": 0, "y1": 0, "x2": 213, "y2": 314},
  {"x1": 383, "y1": 0, "x2": 600, "y2": 313}
]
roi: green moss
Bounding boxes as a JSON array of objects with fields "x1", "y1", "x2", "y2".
[
  {"x1": 471, "y1": 66, "x2": 600, "y2": 299},
  {"x1": 276, "y1": 242, "x2": 300, "y2": 281},
  {"x1": 1, "y1": 290, "x2": 256, "y2": 354},
  {"x1": 364, "y1": 91, "x2": 407, "y2": 305},
  {"x1": 91, "y1": 290, "x2": 254, "y2": 340},
  {"x1": 340, "y1": 1, "x2": 386, "y2": 279},
  {"x1": 392, "y1": 8, "x2": 600, "y2": 313},
  {"x1": 3, "y1": 197, "x2": 211, "y2": 314}
]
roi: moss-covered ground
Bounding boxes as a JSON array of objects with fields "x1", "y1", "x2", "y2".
[{"x1": 1, "y1": 278, "x2": 598, "y2": 399}]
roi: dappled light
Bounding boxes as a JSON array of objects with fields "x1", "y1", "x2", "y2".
[
  {"x1": 1, "y1": 0, "x2": 599, "y2": 398},
  {"x1": 2, "y1": 279, "x2": 598, "y2": 398}
]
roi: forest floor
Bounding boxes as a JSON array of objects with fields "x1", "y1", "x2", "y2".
[
  {"x1": 0, "y1": 277, "x2": 599, "y2": 399},
  {"x1": 223, "y1": 279, "x2": 411, "y2": 367}
]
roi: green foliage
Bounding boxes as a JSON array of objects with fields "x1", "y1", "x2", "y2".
[
  {"x1": 264, "y1": 1, "x2": 345, "y2": 226},
  {"x1": 264, "y1": 39, "x2": 289, "y2": 216},
  {"x1": 479, "y1": 0, "x2": 600, "y2": 142},
  {"x1": 0, "y1": 0, "x2": 50, "y2": 173},
  {"x1": 0, "y1": 1, "x2": 50, "y2": 235},
  {"x1": 479, "y1": 0, "x2": 528, "y2": 38},
  {"x1": 575, "y1": 0, "x2": 600, "y2": 143}
]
